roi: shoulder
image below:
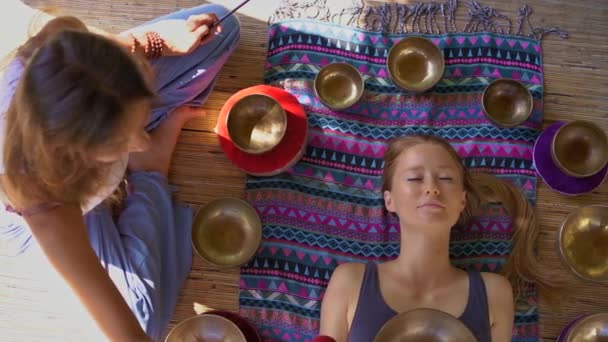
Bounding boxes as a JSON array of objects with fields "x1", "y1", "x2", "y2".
[
  {"x1": 321, "y1": 263, "x2": 367, "y2": 340},
  {"x1": 328, "y1": 262, "x2": 366, "y2": 287},
  {"x1": 480, "y1": 272, "x2": 512, "y2": 297},
  {"x1": 323, "y1": 262, "x2": 367, "y2": 318},
  {"x1": 480, "y1": 272, "x2": 514, "y2": 325},
  {"x1": 325, "y1": 262, "x2": 367, "y2": 301}
]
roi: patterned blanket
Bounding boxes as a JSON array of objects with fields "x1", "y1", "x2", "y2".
[{"x1": 239, "y1": 2, "x2": 564, "y2": 341}]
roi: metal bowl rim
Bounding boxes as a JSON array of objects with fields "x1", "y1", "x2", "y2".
[
  {"x1": 191, "y1": 197, "x2": 262, "y2": 268},
  {"x1": 550, "y1": 120, "x2": 608, "y2": 178},
  {"x1": 165, "y1": 313, "x2": 247, "y2": 342},
  {"x1": 386, "y1": 36, "x2": 446, "y2": 93},
  {"x1": 314, "y1": 62, "x2": 365, "y2": 110},
  {"x1": 226, "y1": 93, "x2": 288, "y2": 155},
  {"x1": 564, "y1": 312, "x2": 608, "y2": 341},
  {"x1": 374, "y1": 307, "x2": 477, "y2": 342},
  {"x1": 557, "y1": 204, "x2": 608, "y2": 283},
  {"x1": 481, "y1": 78, "x2": 533, "y2": 128}
]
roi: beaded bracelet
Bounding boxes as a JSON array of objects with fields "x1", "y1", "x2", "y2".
[
  {"x1": 144, "y1": 31, "x2": 164, "y2": 59},
  {"x1": 129, "y1": 32, "x2": 164, "y2": 59}
]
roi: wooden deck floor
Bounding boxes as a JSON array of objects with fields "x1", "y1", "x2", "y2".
[{"x1": 1, "y1": 0, "x2": 607, "y2": 341}]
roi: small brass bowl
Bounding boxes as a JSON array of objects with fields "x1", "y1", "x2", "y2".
[
  {"x1": 562, "y1": 313, "x2": 608, "y2": 342},
  {"x1": 314, "y1": 62, "x2": 364, "y2": 110},
  {"x1": 482, "y1": 79, "x2": 533, "y2": 127},
  {"x1": 552, "y1": 120, "x2": 608, "y2": 178},
  {"x1": 192, "y1": 198, "x2": 262, "y2": 268},
  {"x1": 387, "y1": 37, "x2": 445, "y2": 93},
  {"x1": 165, "y1": 314, "x2": 246, "y2": 342},
  {"x1": 227, "y1": 93, "x2": 287, "y2": 154},
  {"x1": 374, "y1": 308, "x2": 476, "y2": 342},
  {"x1": 558, "y1": 205, "x2": 608, "y2": 283}
]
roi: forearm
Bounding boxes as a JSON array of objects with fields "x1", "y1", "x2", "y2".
[{"x1": 25, "y1": 205, "x2": 150, "y2": 341}]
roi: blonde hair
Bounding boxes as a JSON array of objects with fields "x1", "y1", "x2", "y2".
[{"x1": 382, "y1": 134, "x2": 561, "y2": 301}]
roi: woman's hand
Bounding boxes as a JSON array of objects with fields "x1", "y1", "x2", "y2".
[{"x1": 132, "y1": 13, "x2": 220, "y2": 56}]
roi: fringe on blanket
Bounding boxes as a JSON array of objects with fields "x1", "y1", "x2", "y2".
[{"x1": 269, "y1": 0, "x2": 568, "y2": 40}]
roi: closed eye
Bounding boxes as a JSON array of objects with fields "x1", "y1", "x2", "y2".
[
  {"x1": 407, "y1": 178, "x2": 423, "y2": 181},
  {"x1": 439, "y1": 177, "x2": 453, "y2": 181}
]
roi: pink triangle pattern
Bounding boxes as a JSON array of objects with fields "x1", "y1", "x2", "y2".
[
  {"x1": 257, "y1": 206, "x2": 393, "y2": 234},
  {"x1": 307, "y1": 133, "x2": 386, "y2": 158},
  {"x1": 455, "y1": 144, "x2": 532, "y2": 158}
]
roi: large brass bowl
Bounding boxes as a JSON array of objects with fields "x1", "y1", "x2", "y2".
[
  {"x1": 165, "y1": 314, "x2": 246, "y2": 342},
  {"x1": 226, "y1": 93, "x2": 287, "y2": 154},
  {"x1": 314, "y1": 62, "x2": 364, "y2": 110},
  {"x1": 563, "y1": 313, "x2": 608, "y2": 342},
  {"x1": 552, "y1": 120, "x2": 608, "y2": 178},
  {"x1": 558, "y1": 205, "x2": 608, "y2": 282},
  {"x1": 482, "y1": 79, "x2": 533, "y2": 127},
  {"x1": 374, "y1": 308, "x2": 477, "y2": 342},
  {"x1": 192, "y1": 198, "x2": 262, "y2": 268},
  {"x1": 387, "y1": 37, "x2": 444, "y2": 92}
]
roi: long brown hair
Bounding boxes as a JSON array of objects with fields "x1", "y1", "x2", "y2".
[
  {"x1": 1, "y1": 16, "x2": 154, "y2": 208},
  {"x1": 382, "y1": 135, "x2": 561, "y2": 302}
]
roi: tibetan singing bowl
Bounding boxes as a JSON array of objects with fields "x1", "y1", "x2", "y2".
[
  {"x1": 563, "y1": 313, "x2": 608, "y2": 342},
  {"x1": 387, "y1": 37, "x2": 444, "y2": 92},
  {"x1": 552, "y1": 120, "x2": 608, "y2": 178},
  {"x1": 165, "y1": 314, "x2": 246, "y2": 342},
  {"x1": 227, "y1": 93, "x2": 287, "y2": 154},
  {"x1": 374, "y1": 308, "x2": 477, "y2": 342},
  {"x1": 558, "y1": 205, "x2": 608, "y2": 282},
  {"x1": 192, "y1": 198, "x2": 262, "y2": 268},
  {"x1": 314, "y1": 62, "x2": 364, "y2": 110},
  {"x1": 482, "y1": 79, "x2": 533, "y2": 127}
]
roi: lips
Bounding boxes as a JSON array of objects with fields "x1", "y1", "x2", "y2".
[{"x1": 418, "y1": 201, "x2": 446, "y2": 209}]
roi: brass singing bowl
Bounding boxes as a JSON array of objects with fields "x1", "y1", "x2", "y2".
[
  {"x1": 387, "y1": 37, "x2": 445, "y2": 93},
  {"x1": 192, "y1": 198, "x2": 262, "y2": 268},
  {"x1": 558, "y1": 205, "x2": 608, "y2": 283},
  {"x1": 482, "y1": 79, "x2": 533, "y2": 127},
  {"x1": 374, "y1": 308, "x2": 477, "y2": 342},
  {"x1": 227, "y1": 93, "x2": 287, "y2": 154},
  {"x1": 165, "y1": 314, "x2": 246, "y2": 342},
  {"x1": 563, "y1": 313, "x2": 608, "y2": 342},
  {"x1": 314, "y1": 62, "x2": 364, "y2": 110},
  {"x1": 552, "y1": 120, "x2": 608, "y2": 178}
]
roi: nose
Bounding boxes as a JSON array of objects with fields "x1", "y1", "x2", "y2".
[
  {"x1": 127, "y1": 132, "x2": 151, "y2": 153},
  {"x1": 424, "y1": 179, "x2": 440, "y2": 196}
]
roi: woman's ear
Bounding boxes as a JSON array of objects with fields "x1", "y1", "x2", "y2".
[{"x1": 383, "y1": 190, "x2": 395, "y2": 213}]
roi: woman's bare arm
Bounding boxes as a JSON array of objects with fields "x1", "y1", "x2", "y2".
[
  {"x1": 483, "y1": 272, "x2": 515, "y2": 342},
  {"x1": 24, "y1": 204, "x2": 150, "y2": 342},
  {"x1": 320, "y1": 263, "x2": 363, "y2": 342}
]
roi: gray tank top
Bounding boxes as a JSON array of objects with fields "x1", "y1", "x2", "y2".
[{"x1": 348, "y1": 263, "x2": 491, "y2": 342}]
